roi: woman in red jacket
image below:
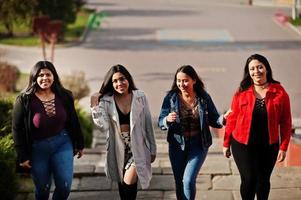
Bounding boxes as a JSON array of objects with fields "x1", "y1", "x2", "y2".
[{"x1": 223, "y1": 54, "x2": 292, "y2": 200}]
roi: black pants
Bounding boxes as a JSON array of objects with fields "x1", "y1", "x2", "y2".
[{"x1": 231, "y1": 138, "x2": 279, "y2": 200}]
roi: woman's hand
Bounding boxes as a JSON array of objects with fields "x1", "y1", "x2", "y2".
[
  {"x1": 277, "y1": 150, "x2": 286, "y2": 162},
  {"x1": 20, "y1": 160, "x2": 31, "y2": 168},
  {"x1": 223, "y1": 109, "x2": 232, "y2": 125},
  {"x1": 224, "y1": 109, "x2": 232, "y2": 119},
  {"x1": 223, "y1": 147, "x2": 231, "y2": 158},
  {"x1": 90, "y1": 92, "x2": 101, "y2": 108},
  {"x1": 75, "y1": 149, "x2": 84, "y2": 159},
  {"x1": 166, "y1": 112, "x2": 177, "y2": 123}
]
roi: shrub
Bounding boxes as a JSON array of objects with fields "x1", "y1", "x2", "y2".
[
  {"x1": 0, "y1": 134, "x2": 18, "y2": 200},
  {"x1": 75, "y1": 101, "x2": 93, "y2": 147},
  {"x1": 0, "y1": 61, "x2": 20, "y2": 92},
  {"x1": 62, "y1": 71, "x2": 90, "y2": 100},
  {"x1": 0, "y1": 97, "x2": 18, "y2": 200},
  {"x1": 0, "y1": 0, "x2": 37, "y2": 36},
  {"x1": 0, "y1": 98, "x2": 13, "y2": 137}
]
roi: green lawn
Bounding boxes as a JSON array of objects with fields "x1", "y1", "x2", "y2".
[
  {"x1": 291, "y1": 18, "x2": 301, "y2": 26},
  {"x1": 0, "y1": 36, "x2": 39, "y2": 46},
  {"x1": 65, "y1": 11, "x2": 91, "y2": 42},
  {"x1": 0, "y1": 8, "x2": 94, "y2": 46}
]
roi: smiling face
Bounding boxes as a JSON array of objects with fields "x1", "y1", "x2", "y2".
[
  {"x1": 36, "y1": 68, "x2": 54, "y2": 91},
  {"x1": 248, "y1": 59, "x2": 268, "y2": 85},
  {"x1": 112, "y1": 72, "x2": 129, "y2": 95},
  {"x1": 176, "y1": 72, "x2": 196, "y2": 95}
]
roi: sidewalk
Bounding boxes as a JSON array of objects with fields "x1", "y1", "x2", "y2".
[{"x1": 287, "y1": 22, "x2": 301, "y2": 37}]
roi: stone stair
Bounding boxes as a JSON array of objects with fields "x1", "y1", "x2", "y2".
[
  {"x1": 69, "y1": 127, "x2": 235, "y2": 200},
  {"x1": 17, "y1": 127, "x2": 301, "y2": 200}
]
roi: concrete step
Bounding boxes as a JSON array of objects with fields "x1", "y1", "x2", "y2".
[
  {"x1": 18, "y1": 158, "x2": 301, "y2": 200},
  {"x1": 17, "y1": 135, "x2": 301, "y2": 200}
]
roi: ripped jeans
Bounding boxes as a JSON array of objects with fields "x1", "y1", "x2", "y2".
[{"x1": 31, "y1": 130, "x2": 74, "y2": 200}]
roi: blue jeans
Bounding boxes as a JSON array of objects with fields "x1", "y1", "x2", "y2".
[
  {"x1": 31, "y1": 130, "x2": 74, "y2": 200},
  {"x1": 169, "y1": 135, "x2": 208, "y2": 200}
]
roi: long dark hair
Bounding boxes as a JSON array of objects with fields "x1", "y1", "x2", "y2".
[
  {"x1": 239, "y1": 54, "x2": 279, "y2": 92},
  {"x1": 99, "y1": 64, "x2": 137, "y2": 98},
  {"x1": 169, "y1": 65, "x2": 205, "y2": 97},
  {"x1": 25, "y1": 61, "x2": 66, "y2": 95}
]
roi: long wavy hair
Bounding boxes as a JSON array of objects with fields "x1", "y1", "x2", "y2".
[
  {"x1": 239, "y1": 54, "x2": 279, "y2": 92},
  {"x1": 25, "y1": 61, "x2": 66, "y2": 96},
  {"x1": 99, "y1": 64, "x2": 137, "y2": 98},
  {"x1": 169, "y1": 65, "x2": 206, "y2": 97}
]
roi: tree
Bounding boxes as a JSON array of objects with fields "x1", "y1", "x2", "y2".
[
  {"x1": 0, "y1": 0, "x2": 37, "y2": 36},
  {"x1": 35, "y1": 0, "x2": 78, "y2": 25},
  {"x1": 75, "y1": 0, "x2": 86, "y2": 12}
]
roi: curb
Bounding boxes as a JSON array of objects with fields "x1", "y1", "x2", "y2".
[
  {"x1": 287, "y1": 22, "x2": 301, "y2": 37},
  {"x1": 273, "y1": 11, "x2": 301, "y2": 38},
  {"x1": 253, "y1": 0, "x2": 294, "y2": 8}
]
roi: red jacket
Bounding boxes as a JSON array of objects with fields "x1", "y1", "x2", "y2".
[{"x1": 224, "y1": 83, "x2": 292, "y2": 151}]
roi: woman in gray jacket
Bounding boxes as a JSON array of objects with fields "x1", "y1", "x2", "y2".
[{"x1": 90, "y1": 64, "x2": 157, "y2": 200}]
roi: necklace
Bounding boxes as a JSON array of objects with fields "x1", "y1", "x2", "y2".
[
  {"x1": 180, "y1": 93, "x2": 197, "y2": 108},
  {"x1": 254, "y1": 82, "x2": 269, "y2": 89}
]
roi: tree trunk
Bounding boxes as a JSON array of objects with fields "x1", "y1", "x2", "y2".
[{"x1": 4, "y1": 22, "x2": 13, "y2": 37}]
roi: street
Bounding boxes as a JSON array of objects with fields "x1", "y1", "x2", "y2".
[{"x1": 1, "y1": 0, "x2": 301, "y2": 118}]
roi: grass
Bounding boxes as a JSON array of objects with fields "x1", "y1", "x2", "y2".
[
  {"x1": 0, "y1": 36, "x2": 39, "y2": 46},
  {"x1": 64, "y1": 10, "x2": 91, "y2": 42},
  {"x1": 0, "y1": 8, "x2": 94, "y2": 46},
  {"x1": 291, "y1": 18, "x2": 301, "y2": 26},
  {"x1": 0, "y1": 21, "x2": 31, "y2": 34}
]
